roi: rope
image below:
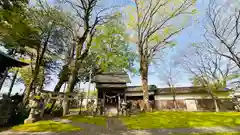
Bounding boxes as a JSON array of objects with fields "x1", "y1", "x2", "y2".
[{"x1": 104, "y1": 93, "x2": 120, "y2": 99}]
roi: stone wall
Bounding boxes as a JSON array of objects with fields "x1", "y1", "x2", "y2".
[
  {"x1": 154, "y1": 100, "x2": 186, "y2": 110},
  {"x1": 154, "y1": 99, "x2": 235, "y2": 111},
  {"x1": 196, "y1": 99, "x2": 234, "y2": 111}
]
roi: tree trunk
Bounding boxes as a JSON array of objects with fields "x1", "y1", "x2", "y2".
[
  {"x1": 62, "y1": 34, "x2": 89, "y2": 116},
  {"x1": 171, "y1": 87, "x2": 177, "y2": 109},
  {"x1": 36, "y1": 70, "x2": 45, "y2": 93},
  {"x1": 48, "y1": 78, "x2": 65, "y2": 113},
  {"x1": 213, "y1": 97, "x2": 219, "y2": 112},
  {"x1": 209, "y1": 91, "x2": 219, "y2": 112},
  {"x1": 0, "y1": 69, "x2": 8, "y2": 91},
  {"x1": 78, "y1": 98, "x2": 83, "y2": 115},
  {"x1": 140, "y1": 57, "x2": 149, "y2": 112},
  {"x1": 23, "y1": 31, "x2": 50, "y2": 105},
  {"x1": 23, "y1": 65, "x2": 40, "y2": 105},
  {"x1": 8, "y1": 69, "x2": 19, "y2": 97},
  {"x1": 173, "y1": 95, "x2": 177, "y2": 110},
  {"x1": 63, "y1": 60, "x2": 78, "y2": 116},
  {"x1": 86, "y1": 69, "x2": 92, "y2": 104}
]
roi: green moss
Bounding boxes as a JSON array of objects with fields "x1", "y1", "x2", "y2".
[
  {"x1": 175, "y1": 133, "x2": 240, "y2": 135},
  {"x1": 11, "y1": 120, "x2": 81, "y2": 132},
  {"x1": 214, "y1": 91, "x2": 231, "y2": 97},
  {"x1": 63, "y1": 115, "x2": 106, "y2": 126},
  {"x1": 120, "y1": 111, "x2": 240, "y2": 129},
  {"x1": 34, "y1": 96, "x2": 41, "y2": 100},
  {"x1": 69, "y1": 108, "x2": 87, "y2": 112}
]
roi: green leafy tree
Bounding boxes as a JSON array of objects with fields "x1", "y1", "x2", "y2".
[
  {"x1": 90, "y1": 14, "x2": 136, "y2": 73},
  {"x1": 22, "y1": 3, "x2": 73, "y2": 104},
  {"x1": 49, "y1": 11, "x2": 136, "y2": 113},
  {"x1": 0, "y1": 0, "x2": 38, "y2": 90},
  {"x1": 83, "y1": 15, "x2": 136, "y2": 102}
]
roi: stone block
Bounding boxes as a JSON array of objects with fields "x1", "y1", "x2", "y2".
[{"x1": 24, "y1": 118, "x2": 36, "y2": 124}]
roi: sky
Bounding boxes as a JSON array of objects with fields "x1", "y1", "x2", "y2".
[{"x1": 0, "y1": 0, "x2": 216, "y2": 94}]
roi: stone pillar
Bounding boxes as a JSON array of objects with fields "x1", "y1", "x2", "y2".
[
  {"x1": 118, "y1": 95, "x2": 121, "y2": 115},
  {"x1": 96, "y1": 100, "x2": 101, "y2": 116},
  {"x1": 121, "y1": 101, "x2": 127, "y2": 116},
  {"x1": 24, "y1": 99, "x2": 38, "y2": 124},
  {"x1": 40, "y1": 100, "x2": 45, "y2": 118}
]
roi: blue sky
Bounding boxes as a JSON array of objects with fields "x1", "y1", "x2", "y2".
[{"x1": 1, "y1": 0, "x2": 210, "y2": 94}]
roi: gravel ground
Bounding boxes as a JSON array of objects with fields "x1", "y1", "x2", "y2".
[{"x1": 1, "y1": 118, "x2": 240, "y2": 135}]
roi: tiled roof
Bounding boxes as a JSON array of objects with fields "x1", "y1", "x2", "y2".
[
  {"x1": 126, "y1": 85, "x2": 157, "y2": 92},
  {"x1": 155, "y1": 86, "x2": 231, "y2": 94},
  {"x1": 0, "y1": 51, "x2": 28, "y2": 67},
  {"x1": 92, "y1": 72, "x2": 131, "y2": 83}
]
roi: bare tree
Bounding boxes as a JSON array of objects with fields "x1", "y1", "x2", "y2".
[
  {"x1": 159, "y1": 58, "x2": 180, "y2": 109},
  {"x1": 128, "y1": 0, "x2": 196, "y2": 111},
  {"x1": 182, "y1": 44, "x2": 237, "y2": 112},
  {"x1": 205, "y1": 0, "x2": 240, "y2": 68}
]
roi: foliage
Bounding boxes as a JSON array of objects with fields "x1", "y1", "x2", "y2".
[
  {"x1": 63, "y1": 115, "x2": 106, "y2": 126},
  {"x1": 11, "y1": 120, "x2": 81, "y2": 132},
  {"x1": 0, "y1": 2, "x2": 39, "y2": 53},
  {"x1": 176, "y1": 133, "x2": 240, "y2": 135},
  {"x1": 45, "y1": 103, "x2": 63, "y2": 117},
  {"x1": 89, "y1": 13, "x2": 136, "y2": 73},
  {"x1": 120, "y1": 111, "x2": 240, "y2": 129},
  {"x1": 51, "y1": 106, "x2": 63, "y2": 117},
  {"x1": 87, "y1": 90, "x2": 97, "y2": 97}
]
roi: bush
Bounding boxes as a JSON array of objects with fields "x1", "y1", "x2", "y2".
[
  {"x1": 51, "y1": 106, "x2": 63, "y2": 117},
  {"x1": 8, "y1": 105, "x2": 29, "y2": 125}
]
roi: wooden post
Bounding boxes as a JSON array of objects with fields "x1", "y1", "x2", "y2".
[
  {"x1": 87, "y1": 68, "x2": 92, "y2": 104},
  {"x1": 118, "y1": 94, "x2": 121, "y2": 115},
  {"x1": 103, "y1": 91, "x2": 105, "y2": 115},
  {"x1": 124, "y1": 89, "x2": 126, "y2": 102}
]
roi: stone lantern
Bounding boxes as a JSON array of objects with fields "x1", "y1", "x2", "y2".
[
  {"x1": 121, "y1": 100, "x2": 127, "y2": 116},
  {"x1": 24, "y1": 97, "x2": 39, "y2": 124}
]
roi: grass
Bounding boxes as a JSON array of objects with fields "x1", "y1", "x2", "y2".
[
  {"x1": 176, "y1": 133, "x2": 240, "y2": 135},
  {"x1": 63, "y1": 115, "x2": 106, "y2": 126},
  {"x1": 11, "y1": 120, "x2": 81, "y2": 132},
  {"x1": 120, "y1": 111, "x2": 240, "y2": 129}
]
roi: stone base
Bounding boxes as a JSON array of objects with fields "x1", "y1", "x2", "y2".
[{"x1": 24, "y1": 118, "x2": 36, "y2": 124}]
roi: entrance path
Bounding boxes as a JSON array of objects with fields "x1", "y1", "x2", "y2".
[{"x1": 1, "y1": 117, "x2": 240, "y2": 135}]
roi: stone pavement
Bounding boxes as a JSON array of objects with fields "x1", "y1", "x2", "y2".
[{"x1": 1, "y1": 118, "x2": 240, "y2": 135}]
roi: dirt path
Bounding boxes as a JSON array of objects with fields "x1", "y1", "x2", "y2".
[{"x1": 1, "y1": 117, "x2": 240, "y2": 135}]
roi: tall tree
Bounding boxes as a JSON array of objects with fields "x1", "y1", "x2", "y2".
[
  {"x1": 127, "y1": 0, "x2": 196, "y2": 111},
  {"x1": 61, "y1": 0, "x2": 118, "y2": 115},
  {"x1": 83, "y1": 15, "x2": 136, "y2": 102},
  {"x1": 0, "y1": 0, "x2": 37, "y2": 90},
  {"x1": 22, "y1": 3, "x2": 72, "y2": 104},
  {"x1": 205, "y1": 0, "x2": 240, "y2": 68},
  {"x1": 90, "y1": 14, "x2": 136, "y2": 73}
]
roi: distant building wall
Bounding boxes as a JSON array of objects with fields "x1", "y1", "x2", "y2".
[{"x1": 154, "y1": 93, "x2": 234, "y2": 111}]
